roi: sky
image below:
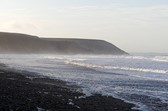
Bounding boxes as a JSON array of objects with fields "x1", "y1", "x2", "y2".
[{"x1": 0, "y1": 0, "x2": 168, "y2": 53}]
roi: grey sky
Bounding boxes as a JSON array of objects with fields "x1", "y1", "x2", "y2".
[{"x1": 0, "y1": 0, "x2": 168, "y2": 53}]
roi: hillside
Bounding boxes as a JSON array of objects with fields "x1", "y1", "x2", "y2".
[
  {"x1": 0, "y1": 32, "x2": 53, "y2": 53},
  {"x1": 43, "y1": 38, "x2": 127, "y2": 55},
  {"x1": 0, "y1": 32, "x2": 127, "y2": 55}
]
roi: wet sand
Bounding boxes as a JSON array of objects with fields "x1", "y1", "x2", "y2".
[{"x1": 0, "y1": 68, "x2": 138, "y2": 111}]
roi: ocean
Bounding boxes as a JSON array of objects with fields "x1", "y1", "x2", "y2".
[{"x1": 0, "y1": 54, "x2": 168, "y2": 111}]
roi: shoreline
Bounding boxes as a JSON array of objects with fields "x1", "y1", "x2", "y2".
[{"x1": 0, "y1": 68, "x2": 138, "y2": 111}]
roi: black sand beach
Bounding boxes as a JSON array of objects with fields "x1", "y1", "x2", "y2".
[{"x1": 0, "y1": 67, "x2": 138, "y2": 111}]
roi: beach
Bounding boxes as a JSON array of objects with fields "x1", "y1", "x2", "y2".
[
  {"x1": 0, "y1": 68, "x2": 137, "y2": 111},
  {"x1": 0, "y1": 54, "x2": 168, "y2": 111}
]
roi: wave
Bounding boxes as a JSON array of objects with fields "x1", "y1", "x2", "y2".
[
  {"x1": 65, "y1": 60, "x2": 168, "y2": 75},
  {"x1": 152, "y1": 56, "x2": 168, "y2": 63},
  {"x1": 108, "y1": 55, "x2": 168, "y2": 63}
]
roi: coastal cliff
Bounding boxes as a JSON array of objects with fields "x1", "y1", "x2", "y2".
[{"x1": 0, "y1": 32, "x2": 127, "y2": 55}]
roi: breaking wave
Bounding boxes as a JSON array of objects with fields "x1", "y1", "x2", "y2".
[{"x1": 65, "y1": 60, "x2": 168, "y2": 74}]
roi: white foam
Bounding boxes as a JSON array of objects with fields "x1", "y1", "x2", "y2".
[
  {"x1": 65, "y1": 60, "x2": 168, "y2": 81},
  {"x1": 152, "y1": 56, "x2": 168, "y2": 62}
]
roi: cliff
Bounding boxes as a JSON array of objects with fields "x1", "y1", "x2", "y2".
[
  {"x1": 0, "y1": 32, "x2": 127, "y2": 55},
  {"x1": 0, "y1": 32, "x2": 53, "y2": 53}
]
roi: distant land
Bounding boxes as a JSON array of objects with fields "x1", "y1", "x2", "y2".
[{"x1": 0, "y1": 32, "x2": 128, "y2": 55}]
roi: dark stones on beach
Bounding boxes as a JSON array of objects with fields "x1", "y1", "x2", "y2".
[{"x1": 0, "y1": 70, "x2": 136, "y2": 111}]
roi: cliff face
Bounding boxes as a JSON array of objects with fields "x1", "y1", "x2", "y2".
[
  {"x1": 0, "y1": 32, "x2": 53, "y2": 53},
  {"x1": 43, "y1": 38, "x2": 127, "y2": 55},
  {"x1": 0, "y1": 32, "x2": 128, "y2": 55}
]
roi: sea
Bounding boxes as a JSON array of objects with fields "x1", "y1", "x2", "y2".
[{"x1": 0, "y1": 53, "x2": 168, "y2": 111}]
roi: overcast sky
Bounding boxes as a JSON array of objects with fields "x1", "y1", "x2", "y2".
[{"x1": 0, "y1": 0, "x2": 168, "y2": 53}]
